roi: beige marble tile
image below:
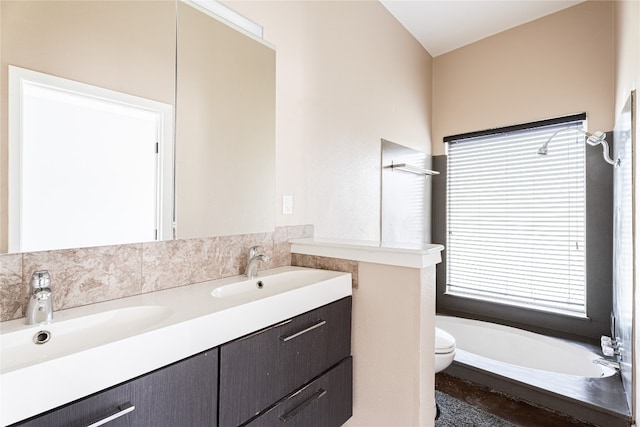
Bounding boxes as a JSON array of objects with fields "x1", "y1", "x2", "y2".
[
  {"x1": 272, "y1": 227, "x2": 291, "y2": 267},
  {"x1": 226, "y1": 233, "x2": 274, "y2": 274},
  {"x1": 273, "y1": 224, "x2": 314, "y2": 268},
  {"x1": 3, "y1": 225, "x2": 311, "y2": 321},
  {"x1": 291, "y1": 254, "x2": 359, "y2": 288},
  {"x1": 286, "y1": 224, "x2": 314, "y2": 240},
  {"x1": 0, "y1": 253, "x2": 24, "y2": 321},
  {"x1": 0, "y1": 253, "x2": 22, "y2": 287},
  {"x1": 142, "y1": 232, "x2": 275, "y2": 292},
  {"x1": 22, "y1": 244, "x2": 143, "y2": 311},
  {"x1": 0, "y1": 287, "x2": 24, "y2": 321},
  {"x1": 197, "y1": 233, "x2": 272, "y2": 283},
  {"x1": 142, "y1": 238, "x2": 203, "y2": 292}
]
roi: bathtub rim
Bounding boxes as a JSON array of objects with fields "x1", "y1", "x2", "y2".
[
  {"x1": 435, "y1": 314, "x2": 630, "y2": 425},
  {"x1": 435, "y1": 314, "x2": 616, "y2": 378}
]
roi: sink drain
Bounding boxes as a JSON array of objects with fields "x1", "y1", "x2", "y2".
[
  {"x1": 256, "y1": 280, "x2": 264, "y2": 289},
  {"x1": 33, "y1": 330, "x2": 51, "y2": 345}
]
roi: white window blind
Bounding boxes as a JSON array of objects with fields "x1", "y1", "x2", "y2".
[{"x1": 446, "y1": 120, "x2": 586, "y2": 316}]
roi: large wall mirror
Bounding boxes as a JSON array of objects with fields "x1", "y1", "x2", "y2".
[{"x1": 0, "y1": 0, "x2": 276, "y2": 253}]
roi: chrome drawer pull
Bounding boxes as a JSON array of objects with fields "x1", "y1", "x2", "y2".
[
  {"x1": 86, "y1": 402, "x2": 135, "y2": 427},
  {"x1": 279, "y1": 320, "x2": 327, "y2": 342},
  {"x1": 279, "y1": 389, "x2": 327, "y2": 423}
]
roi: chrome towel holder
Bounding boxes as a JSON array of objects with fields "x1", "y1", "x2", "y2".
[{"x1": 383, "y1": 161, "x2": 440, "y2": 176}]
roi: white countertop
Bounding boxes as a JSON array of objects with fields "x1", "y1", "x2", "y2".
[
  {"x1": 290, "y1": 238, "x2": 444, "y2": 268},
  {"x1": 0, "y1": 266, "x2": 352, "y2": 426}
]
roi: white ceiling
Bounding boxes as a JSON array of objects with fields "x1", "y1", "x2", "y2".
[{"x1": 380, "y1": 0, "x2": 585, "y2": 57}]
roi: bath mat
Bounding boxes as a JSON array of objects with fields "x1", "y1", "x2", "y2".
[{"x1": 435, "y1": 390, "x2": 517, "y2": 427}]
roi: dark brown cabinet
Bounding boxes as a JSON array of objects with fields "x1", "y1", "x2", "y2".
[
  {"x1": 246, "y1": 357, "x2": 352, "y2": 427},
  {"x1": 12, "y1": 349, "x2": 218, "y2": 427},
  {"x1": 11, "y1": 297, "x2": 352, "y2": 427},
  {"x1": 219, "y1": 296, "x2": 352, "y2": 427},
  {"x1": 11, "y1": 381, "x2": 135, "y2": 427},
  {"x1": 128, "y1": 349, "x2": 218, "y2": 426}
]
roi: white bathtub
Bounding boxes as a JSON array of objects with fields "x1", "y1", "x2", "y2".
[{"x1": 435, "y1": 315, "x2": 616, "y2": 378}]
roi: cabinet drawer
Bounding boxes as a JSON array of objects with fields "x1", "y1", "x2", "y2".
[
  {"x1": 12, "y1": 349, "x2": 218, "y2": 427},
  {"x1": 219, "y1": 296, "x2": 351, "y2": 426},
  {"x1": 247, "y1": 357, "x2": 352, "y2": 427},
  {"x1": 129, "y1": 349, "x2": 218, "y2": 427},
  {"x1": 13, "y1": 382, "x2": 135, "y2": 427}
]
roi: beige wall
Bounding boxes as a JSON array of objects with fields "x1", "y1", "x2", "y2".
[
  {"x1": 613, "y1": 0, "x2": 639, "y2": 421},
  {"x1": 432, "y1": 0, "x2": 614, "y2": 156},
  {"x1": 614, "y1": 1, "x2": 639, "y2": 114},
  {"x1": 346, "y1": 262, "x2": 435, "y2": 426},
  {"x1": 175, "y1": 2, "x2": 276, "y2": 239},
  {"x1": 223, "y1": 1, "x2": 433, "y2": 241}
]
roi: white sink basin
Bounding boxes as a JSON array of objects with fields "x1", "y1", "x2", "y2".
[
  {"x1": 1, "y1": 266, "x2": 352, "y2": 426},
  {"x1": 211, "y1": 269, "x2": 348, "y2": 299},
  {"x1": 1, "y1": 306, "x2": 172, "y2": 373}
]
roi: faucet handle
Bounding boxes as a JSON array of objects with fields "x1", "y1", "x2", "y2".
[
  {"x1": 248, "y1": 246, "x2": 260, "y2": 258},
  {"x1": 30, "y1": 270, "x2": 51, "y2": 289},
  {"x1": 36, "y1": 288, "x2": 52, "y2": 301}
]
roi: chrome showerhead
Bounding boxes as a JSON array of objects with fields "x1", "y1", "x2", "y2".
[
  {"x1": 537, "y1": 128, "x2": 568, "y2": 156},
  {"x1": 537, "y1": 127, "x2": 620, "y2": 167},
  {"x1": 585, "y1": 130, "x2": 606, "y2": 146}
]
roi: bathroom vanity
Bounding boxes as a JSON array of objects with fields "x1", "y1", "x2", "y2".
[{"x1": 1, "y1": 267, "x2": 352, "y2": 427}]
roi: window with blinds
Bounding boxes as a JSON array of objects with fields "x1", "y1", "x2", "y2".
[{"x1": 445, "y1": 117, "x2": 587, "y2": 317}]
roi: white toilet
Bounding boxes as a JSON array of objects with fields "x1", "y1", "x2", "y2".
[
  {"x1": 434, "y1": 327, "x2": 456, "y2": 420},
  {"x1": 435, "y1": 327, "x2": 456, "y2": 372}
]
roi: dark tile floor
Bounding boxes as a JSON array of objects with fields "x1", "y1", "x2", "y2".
[
  {"x1": 436, "y1": 390, "x2": 517, "y2": 427},
  {"x1": 436, "y1": 373, "x2": 598, "y2": 427}
]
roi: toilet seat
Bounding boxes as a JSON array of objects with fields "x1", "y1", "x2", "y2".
[{"x1": 435, "y1": 327, "x2": 456, "y2": 354}]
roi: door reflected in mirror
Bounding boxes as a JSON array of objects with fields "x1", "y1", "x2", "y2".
[
  {"x1": 8, "y1": 66, "x2": 173, "y2": 252},
  {"x1": 1, "y1": 0, "x2": 276, "y2": 254}
]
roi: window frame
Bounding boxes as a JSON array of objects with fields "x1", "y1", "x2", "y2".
[
  {"x1": 446, "y1": 118, "x2": 587, "y2": 317},
  {"x1": 433, "y1": 114, "x2": 613, "y2": 341}
]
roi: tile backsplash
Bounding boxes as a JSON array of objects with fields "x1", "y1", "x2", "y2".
[
  {"x1": 291, "y1": 253, "x2": 359, "y2": 289},
  {"x1": 0, "y1": 225, "x2": 313, "y2": 322}
]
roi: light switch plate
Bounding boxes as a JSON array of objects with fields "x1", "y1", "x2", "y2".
[{"x1": 282, "y1": 195, "x2": 293, "y2": 215}]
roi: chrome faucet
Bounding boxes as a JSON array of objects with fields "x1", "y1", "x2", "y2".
[
  {"x1": 25, "y1": 270, "x2": 53, "y2": 325},
  {"x1": 245, "y1": 246, "x2": 270, "y2": 279}
]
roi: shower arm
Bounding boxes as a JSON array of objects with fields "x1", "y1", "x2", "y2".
[
  {"x1": 538, "y1": 127, "x2": 620, "y2": 167},
  {"x1": 591, "y1": 138, "x2": 619, "y2": 167}
]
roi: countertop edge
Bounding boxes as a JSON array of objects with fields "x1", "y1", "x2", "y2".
[{"x1": 290, "y1": 238, "x2": 444, "y2": 269}]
